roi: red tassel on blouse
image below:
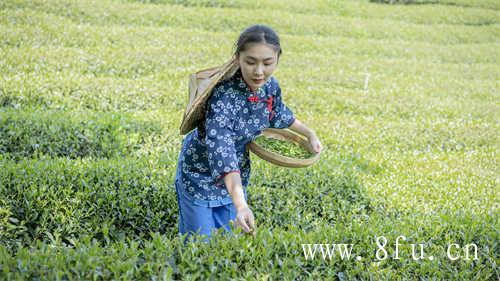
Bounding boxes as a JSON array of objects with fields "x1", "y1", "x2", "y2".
[
  {"x1": 265, "y1": 96, "x2": 274, "y2": 120},
  {"x1": 264, "y1": 96, "x2": 273, "y2": 112}
]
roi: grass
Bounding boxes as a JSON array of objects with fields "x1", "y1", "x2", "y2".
[{"x1": 0, "y1": 0, "x2": 498, "y2": 279}]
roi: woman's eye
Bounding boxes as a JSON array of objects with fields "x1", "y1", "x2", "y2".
[{"x1": 246, "y1": 61, "x2": 272, "y2": 66}]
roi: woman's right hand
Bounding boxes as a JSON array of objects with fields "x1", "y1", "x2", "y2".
[
  {"x1": 235, "y1": 205, "x2": 256, "y2": 236},
  {"x1": 223, "y1": 173, "x2": 256, "y2": 235}
]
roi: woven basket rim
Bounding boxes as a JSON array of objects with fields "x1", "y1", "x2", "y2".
[{"x1": 248, "y1": 128, "x2": 320, "y2": 168}]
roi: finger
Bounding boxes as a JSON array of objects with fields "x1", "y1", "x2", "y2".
[
  {"x1": 237, "y1": 217, "x2": 251, "y2": 233},
  {"x1": 248, "y1": 215, "x2": 256, "y2": 231},
  {"x1": 314, "y1": 144, "x2": 320, "y2": 153},
  {"x1": 309, "y1": 143, "x2": 316, "y2": 152}
]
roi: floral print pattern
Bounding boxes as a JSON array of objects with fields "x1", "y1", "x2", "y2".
[{"x1": 176, "y1": 68, "x2": 295, "y2": 207}]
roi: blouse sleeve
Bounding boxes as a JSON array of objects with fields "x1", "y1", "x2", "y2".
[
  {"x1": 204, "y1": 85, "x2": 240, "y2": 186},
  {"x1": 269, "y1": 79, "x2": 296, "y2": 129}
]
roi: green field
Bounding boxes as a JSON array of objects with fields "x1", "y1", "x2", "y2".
[{"x1": 0, "y1": 0, "x2": 498, "y2": 279}]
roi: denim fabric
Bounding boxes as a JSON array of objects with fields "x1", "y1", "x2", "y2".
[{"x1": 175, "y1": 159, "x2": 245, "y2": 243}]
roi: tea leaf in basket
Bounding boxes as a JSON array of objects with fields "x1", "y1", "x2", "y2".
[{"x1": 254, "y1": 135, "x2": 313, "y2": 159}]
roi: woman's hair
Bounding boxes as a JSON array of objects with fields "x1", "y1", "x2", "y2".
[{"x1": 233, "y1": 25, "x2": 282, "y2": 59}]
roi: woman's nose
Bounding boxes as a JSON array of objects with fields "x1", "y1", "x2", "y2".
[{"x1": 254, "y1": 64, "x2": 264, "y2": 75}]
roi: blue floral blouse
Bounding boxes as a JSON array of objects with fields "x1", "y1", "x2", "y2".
[{"x1": 175, "y1": 68, "x2": 295, "y2": 207}]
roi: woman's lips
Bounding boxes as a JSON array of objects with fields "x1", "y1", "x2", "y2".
[{"x1": 253, "y1": 78, "x2": 264, "y2": 83}]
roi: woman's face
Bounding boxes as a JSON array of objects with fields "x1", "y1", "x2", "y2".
[{"x1": 237, "y1": 42, "x2": 279, "y2": 92}]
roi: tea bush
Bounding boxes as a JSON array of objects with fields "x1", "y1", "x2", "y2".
[
  {"x1": 0, "y1": 0, "x2": 498, "y2": 279},
  {"x1": 0, "y1": 109, "x2": 164, "y2": 159},
  {"x1": 0, "y1": 155, "x2": 178, "y2": 253}
]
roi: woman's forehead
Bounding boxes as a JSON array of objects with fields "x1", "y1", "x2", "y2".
[{"x1": 240, "y1": 43, "x2": 278, "y2": 60}]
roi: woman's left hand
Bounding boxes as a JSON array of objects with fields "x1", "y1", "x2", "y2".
[
  {"x1": 288, "y1": 119, "x2": 322, "y2": 154},
  {"x1": 308, "y1": 134, "x2": 322, "y2": 153}
]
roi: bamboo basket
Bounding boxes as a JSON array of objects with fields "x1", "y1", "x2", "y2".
[{"x1": 247, "y1": 128, "x2": 320, "y2": 168}]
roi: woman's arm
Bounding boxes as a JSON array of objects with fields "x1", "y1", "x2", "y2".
[
  {"x1": 288, "y1": 119, "x2": 322, "y2": 153},
  {"x1": 288, "y1": 118, "x2": 315, "y2": 138},
  {"x1": 223, "y1": 172, "x2": 247, "y2": 211},
  {"x1": 223, "y1": 172, "x2": 255, "y2": 235}
]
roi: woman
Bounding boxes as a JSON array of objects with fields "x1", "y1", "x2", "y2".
[{"x1": 175, "y1": 24, "x2": 322, "y2": 242}]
